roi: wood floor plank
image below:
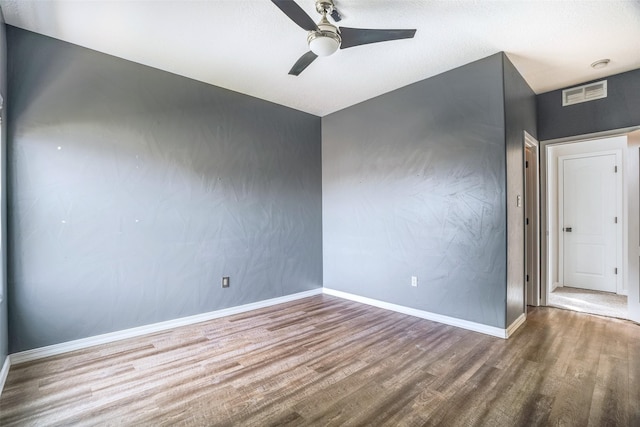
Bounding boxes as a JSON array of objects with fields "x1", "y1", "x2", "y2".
[
  {"x1": 1, "y1": 295, "x2": 638, "y2": 426},
  {"x1": 588, "y1": 354, "x2": 629, "y2": 426}
]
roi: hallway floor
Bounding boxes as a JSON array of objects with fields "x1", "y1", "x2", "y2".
[{"x1": 548, "y1": 286, "x2": 627, "y2": 319}]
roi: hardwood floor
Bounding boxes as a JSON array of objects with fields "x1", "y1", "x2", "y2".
[{"x1": 1, "y1": 295, "x2": 639, "y2": 426}]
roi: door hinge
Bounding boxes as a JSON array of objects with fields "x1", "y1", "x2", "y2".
[
  {"x1": 525, "y1": 160, "x2": 529, "y2": 168},
  {"x1": 615, "y1": 267, "x2": 618, "y2": 275},
  {"x1": 615, "y1": 165, "x2": 618, "y2": 173},
  {"x1": 526, "y1": 218, "x2": 529, "y2": 225},
  {"x1": 615, "y1": 216, "x2": 618, "y2": 224},
  {"x1": 526, "y1": 274, "x2": 530, "y2": 282}
]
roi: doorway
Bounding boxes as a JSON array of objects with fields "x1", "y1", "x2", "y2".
[{"x1": 544, "y1": 135, "x2": 629, "y2": 319}]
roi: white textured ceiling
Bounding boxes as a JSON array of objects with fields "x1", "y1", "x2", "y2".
[{"x1": 1, "y1": 0, "x2": 639, "y2": 116}]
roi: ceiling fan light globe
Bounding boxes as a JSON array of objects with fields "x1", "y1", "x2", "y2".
[{"x1": 309, "y1": 34, "x2": 340, "y2": 56}]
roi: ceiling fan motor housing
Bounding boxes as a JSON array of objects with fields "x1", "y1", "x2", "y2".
[{"x1": 307, "y1": 16, "x2": 341, "y2": 56}]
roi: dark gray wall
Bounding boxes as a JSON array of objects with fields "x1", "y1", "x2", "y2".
[
  {"x1": 537, "y1": 68, "x2": 640, "y2": 141},
  {"x1": 7, "y1": 27, "x2": 322, "y2": 352},
  {"x1": 503, "y1": 55, "x2": 537, "y2": 325},
  {"x1": 323, "y1": 54, "x2": 508, "y2": 328},
  {"x1": 0, "y1": 16, "x2": 8, "y2": 367}
]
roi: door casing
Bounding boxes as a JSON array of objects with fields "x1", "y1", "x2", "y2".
[{"x1": 524, "y1": 132, "x2": 540, "y2": 306}]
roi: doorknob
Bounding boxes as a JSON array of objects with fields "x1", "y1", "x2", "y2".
[{"x1": 564, "y1": 227, "x2": 572, "y2": 232}]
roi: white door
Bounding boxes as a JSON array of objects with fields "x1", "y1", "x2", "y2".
[{"x1": 561, "y1": 153, "x2": 619, "y2": 293}]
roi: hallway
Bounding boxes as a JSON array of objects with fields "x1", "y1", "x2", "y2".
[{"x1": 548, "y1": 287, "x2": 628, "y2": 320}]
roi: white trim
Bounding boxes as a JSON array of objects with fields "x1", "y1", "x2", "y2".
[
  {"x1": 10, "y1": 289, "x2": 322, "y2": 365},
  {"x1": 0, "y1": 355, "x2": 10, "y2": 397},
  {"x1": 524, "y1": 131, "x2": 541, "y2": 307},
  {"x1": 322, "y1": 288, "x2": 510, "y2": 339},
  {"x1": 506, "y1": 313, "x2": 526, "y2": 338},
  {"x1": 8, "y1": 286, "x2": 527, "y2": 367},
  {"x1": 558, "y1": 154, "x2": 565, "y2": 287}
]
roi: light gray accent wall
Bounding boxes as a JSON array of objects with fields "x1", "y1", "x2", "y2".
[
  {"x1": 0, "y1": 15, "x2": 8, "y2": 366},
  {"x1": 502, "y1": 55, "x2": 537, "y2": 325},
  {"x1": 323, "y1": 54, "x2": 508, "y2": 328},
  {"x1": 7, "y1": 27, "x2": 322, "y2": 352}
]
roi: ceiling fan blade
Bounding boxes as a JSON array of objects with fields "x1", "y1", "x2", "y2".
[
  {"x1": 272, "y1": 0, "x2": 318, "y2": 31},
  {"x1": 339, "y1": 27, "x2": 417, "y2": 49},
  {"x1": 289, "y1": 51, "x2": 318, "y2": 76},
  {"x1": 330, "y1": 8, "x2": 342, "y2": 22}
]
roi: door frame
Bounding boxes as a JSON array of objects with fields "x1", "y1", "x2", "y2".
[
  {"x1": 539, "y1": 126, "x2": 640, "y2": 321},
  {"x1": 557, "y1": 150, "x2": 623, "y2": 294},
  {"x1": 542, "y1": 135, "x2": 629, "y2": 308},
  {"x1": 627, "y1": 130, "x2": 640, "y2": 322},
  {"x1": 524, "y1": 132, "x2": 540, "y2": 306}
]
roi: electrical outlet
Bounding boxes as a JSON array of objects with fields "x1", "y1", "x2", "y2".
[
  {"x1": 411, "y1": 276, "x2": 418, "y2": 287},
  {"x1": 222, "y1": 276, "x2": 230, "y2": 288}
]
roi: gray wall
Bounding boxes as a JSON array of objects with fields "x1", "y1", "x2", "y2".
[
  {"x1": 537, "y1": 68, "x2": 640, "y2": 141},
  {"x1": 0, "y1": 15, "x2": 8, "y2": 367},
  {"x1": 7, "y1": 27, "x2": 322, "y2": 352},
  {"x1": 323, "y1": 54, "x2": 509, "y2": 328},
  {"x1": 503, "y1": 55, "x2": 537, "y2": 325}
]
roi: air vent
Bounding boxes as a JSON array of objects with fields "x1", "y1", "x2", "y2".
[{"x1": 562, "y1": 80, "x2": 607, "y2": 106}]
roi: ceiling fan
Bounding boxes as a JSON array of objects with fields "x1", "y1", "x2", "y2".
[{"x1": 272, "y1": 0, "x2": 417, "y2": 76}]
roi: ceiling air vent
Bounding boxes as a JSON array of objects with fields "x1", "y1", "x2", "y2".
[{"x1": 562, "y1": 80, "x2": 607, "y2": 106}]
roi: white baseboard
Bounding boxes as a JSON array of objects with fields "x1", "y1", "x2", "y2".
[
  {"x1": 506, "y1": 313, "x2": 526, "y2": 338},
  {"x1": 10, "y1": 288, "x2": 323, "y2": 365},
  {"x1": 0, "y1": 355, "x2": 10, "y2": 397},
  {"x1": 9, "y1": 286, "x2": 523, "y2": 366},
  {"x1": 322, "y1": 288, "x2": 509, "y2": 339}
]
